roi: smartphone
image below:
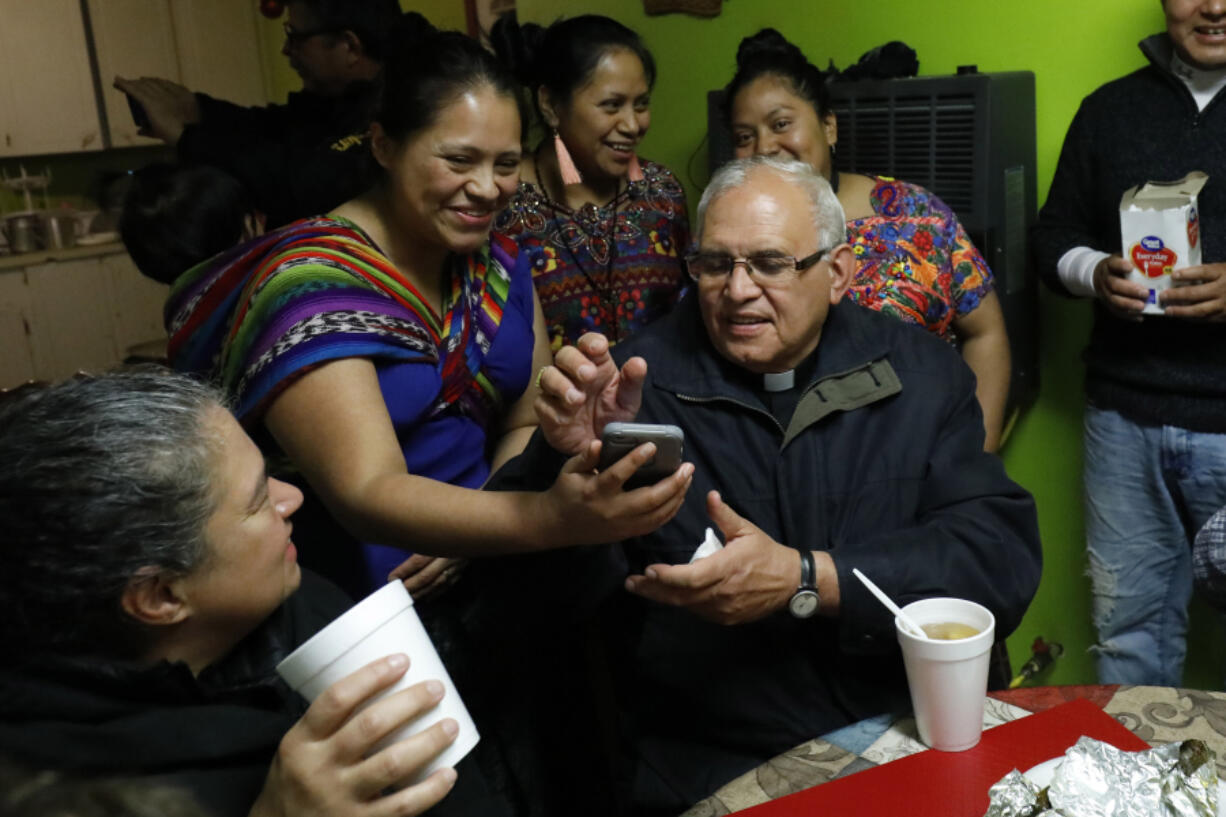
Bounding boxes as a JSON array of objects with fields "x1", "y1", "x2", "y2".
[
  {"x1": 125, "y1": 93, "x2": 150, "y2": 130},
  {"x1": 598, "y1": 422, "x2": 685, "y2": 489}
]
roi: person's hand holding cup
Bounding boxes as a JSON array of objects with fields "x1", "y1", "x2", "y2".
[
  {"x1": 275, "y1": 582, "x2": 480, "y2": 796},
  {"x1": 252, "y1": 653, "x2": 458, "y2": 817}
]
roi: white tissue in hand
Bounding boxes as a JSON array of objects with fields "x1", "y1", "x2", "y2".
[{"x1": 690, "y1": 527, "x2": 724, "y2": 563}]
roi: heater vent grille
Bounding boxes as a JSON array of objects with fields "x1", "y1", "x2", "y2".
[{"x1": 832, "y1": 90, "x2": 979, "y2": 215}]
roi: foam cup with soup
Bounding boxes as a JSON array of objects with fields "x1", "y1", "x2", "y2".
[
  {"x1": 921, "y1": 621, "x2": 981, "y2": 640},
  {"x1": 896, "y1": 597, "x2": 996, "y2": 751}
]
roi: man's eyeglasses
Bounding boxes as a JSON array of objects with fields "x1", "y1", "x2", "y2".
[
  {"x1": 283, "y1": 21, "x2": 340, "y2": 47},
  {"x1": 685, "y1": 247, "x2": 832, "y2": 284}
]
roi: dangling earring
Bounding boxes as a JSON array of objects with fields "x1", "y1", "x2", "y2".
[
  {"x1": 627, "y1": 153, "x2": 644, "y2": 183},
  {"x1": 553, "y1": 129, "x2": 583, "y2": 186}
]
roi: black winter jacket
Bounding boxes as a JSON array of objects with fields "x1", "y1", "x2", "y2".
[
  {"x1": 0, "y1": 572, "x2": 349, "y2": 817},
  {"x1": 1032, "y1": 33, "x2": 1226, "y2": 432},
  {"x1": 177, "y1": 83, "x2": 379, "y2": 230}
]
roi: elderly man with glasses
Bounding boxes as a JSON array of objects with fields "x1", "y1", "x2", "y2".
[
  {"x1": 491, "y1": 154, "x2": 1042, "y2": 815},
  {"x1": 113, "y1": 0, "x2": 404, "y2": 229}
]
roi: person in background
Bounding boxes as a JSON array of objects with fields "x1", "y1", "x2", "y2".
[
  {"x1": 0, "y1": 369, "x2": 461, "y2": 817},
  {"x1": 119, "y1": 163, "x2": 262, "y2": 286},
  {"x1": 724, "y1": 29, "x2": 1011, "y2": 451},
  {"x1": 114, "y1": 0, "x2": 403, "y2": 229},
  {"x1": 1032, "y1": 0, "x2": 1226, "y2": 686},
  {"x1": 490, "y1": 14, "x2": 689, "y2": 350},
  {"x1": 492, "y1": 155, "x2": 1040, "y2": 814}
]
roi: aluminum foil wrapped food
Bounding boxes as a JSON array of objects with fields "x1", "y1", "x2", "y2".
[{"x1": 983, "y1": 736, "x2": 1218, "y2": 817}]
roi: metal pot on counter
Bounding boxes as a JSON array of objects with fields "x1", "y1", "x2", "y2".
[
  {"x1": 0, "y1": 211, "x2": 84, "y2": 254},
  {"x1": 1, "y1": 212, "x2": 44, "y2": 254},
  {"x1": 42, "y1": 211, "x2": 77, "y2": 250}
]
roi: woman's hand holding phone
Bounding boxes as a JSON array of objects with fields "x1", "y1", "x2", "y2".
[{"x1": 536, "y1": 437, "x2": 692, "y2": 547}]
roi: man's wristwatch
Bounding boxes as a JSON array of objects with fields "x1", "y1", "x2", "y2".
[{"x1": 788, "y1": 549, "x2": 820, "y2": 619}]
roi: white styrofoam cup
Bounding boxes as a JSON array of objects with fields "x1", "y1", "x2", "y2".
[
  {"x1": 895, "y1": 597, "x2": 996, "y2": 752},
  {"x1": 277, "y1": 581, "x2": 479, "y2": 781}
]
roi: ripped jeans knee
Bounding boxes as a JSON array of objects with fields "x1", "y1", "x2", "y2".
[{"x1": 1086, "y1": 545, "x2": 1188, "y2": 685}]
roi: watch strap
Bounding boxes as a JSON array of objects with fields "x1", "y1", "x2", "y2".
[
  {"x1": 798, "y1": 549, "x2": 816, "y2": 591},
  {"x1": 788, "y1": 549, "x2": 821, "y2": 619}
]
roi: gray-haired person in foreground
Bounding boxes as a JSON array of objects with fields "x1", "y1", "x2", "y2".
[
  {"x1": 490, "y1": 154, "x2": 1042, "y2": 814},
  {"x1": 0, "y1": 368, "x2": 459, "y2": 817}
]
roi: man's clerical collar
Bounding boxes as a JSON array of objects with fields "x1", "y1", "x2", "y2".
[{"x1": 763, "y1": 370, "x2": 795, "y2": 392}]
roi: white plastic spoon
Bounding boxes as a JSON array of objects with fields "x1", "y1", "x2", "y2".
[{"x1": 852, "y1": 568, "x2": 931, "y2": 640}]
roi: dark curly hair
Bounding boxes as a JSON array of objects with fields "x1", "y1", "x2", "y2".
[
  {"x1": 119, "y1": 163, "x2": 249, "y2": 285},
  {"x1": 376, "y1": 13, "x2": 521, "y2": 144},
  {"x1": 722, "y1": 28, "x2": 832, "y2": 127},
  {"x1": 490, "y1": 13, "x2": 656, "y2": 130}
]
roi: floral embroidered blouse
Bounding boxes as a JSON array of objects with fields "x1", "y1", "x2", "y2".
[
  {"x1": 846, "y1": 176, "x2": 995, "y2": 342},
  {"x1": 494, "y1": 158, "x2": 689, "y2": 350}
]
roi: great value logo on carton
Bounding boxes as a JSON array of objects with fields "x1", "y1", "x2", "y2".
[
  {"x1": 1118, "y1": 171, "x2": 1207, "y2": 315},
  {"x1": 1128, "y1": 235, "x2": 1178, "y2": 279}
]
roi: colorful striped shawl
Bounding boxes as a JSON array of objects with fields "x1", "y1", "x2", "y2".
[{"x1": 166, "y1": 216, "x2": 518, "y2": 424}]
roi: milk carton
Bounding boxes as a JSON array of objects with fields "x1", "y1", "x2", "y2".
[{"x1": 1119, "y1": 171, "x2": 1208, "y2": 315}]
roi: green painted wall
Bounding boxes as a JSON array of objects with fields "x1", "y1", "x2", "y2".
[{"x1": 509, "y1": 0, "x2": 1226, "y2": 688}]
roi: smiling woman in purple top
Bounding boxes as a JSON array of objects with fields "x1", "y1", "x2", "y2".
[{"x1": 166, "y1": 17, "x2": 691, "y2": 597}]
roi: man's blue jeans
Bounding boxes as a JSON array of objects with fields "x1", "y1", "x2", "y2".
[{"x1": 1084, "y1": 406, "x2": 1226, "y2": 685}]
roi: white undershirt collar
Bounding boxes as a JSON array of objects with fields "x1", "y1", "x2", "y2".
[{"x1": 1171, "y1": 51, "x2": 1226, "y2": 112}]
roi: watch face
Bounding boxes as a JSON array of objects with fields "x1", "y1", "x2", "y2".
[{"x1": 790, "y1": 590, "x2": 819, "y2": 618}]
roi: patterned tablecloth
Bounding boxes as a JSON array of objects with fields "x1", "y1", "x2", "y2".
[{"x1": 681, "y1": 685, "x2": 1226, "y2": 816}]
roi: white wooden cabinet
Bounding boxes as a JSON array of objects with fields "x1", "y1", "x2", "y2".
[
  {"x1": 172, "y1": 0, "x2": 269, "y2": 108},
  {"x1": 0, "y1": 249, "x2": 168, "y2": 389},
  {"x1": 89, "y1": 0, "x2": 270, "y2": 148},
  {"x1": 0, "y1": 271, "x2": 36, "y2": 385},
  {"x1": 0, "y1": 0, "x2": 103, "y2": 156},
  {"x1": 86, "y1": 0, "x2": 179, "y2": 148}
]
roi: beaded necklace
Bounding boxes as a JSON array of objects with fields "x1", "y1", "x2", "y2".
[{"x1": 533, "y1": 143, "x2": 625, "y2": 342}]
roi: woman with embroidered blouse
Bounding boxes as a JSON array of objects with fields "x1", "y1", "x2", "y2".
[
  {"x1": 165, "y1": 18, "x2": 691, "y2": 597},
  {"x1": 724, "y1": 29, "x2": 1012, "y2": 451},
  {"x1": 491, "y1": 14, "x2": 689, "y2": 350}
]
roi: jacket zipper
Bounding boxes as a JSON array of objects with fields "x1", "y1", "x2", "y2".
[
  {"x1": 675, "y1": 392, "x2": 787, "y2": 438},
  {"x1": 675, "y1": 391, "x2": 824, "y2": 553}
]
